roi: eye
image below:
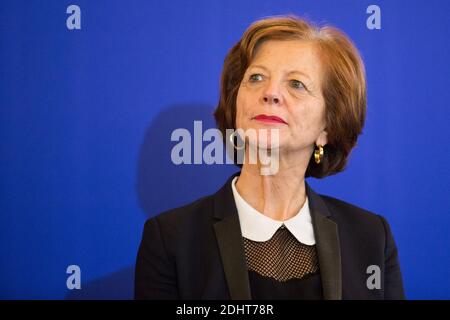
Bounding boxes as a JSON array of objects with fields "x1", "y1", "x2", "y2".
[
  {"x1": 289, "y1": 79, "x2": 306, "y2": 90},
  {"x1": 249, "y1": 74, "x2": 264, "y2": 82}
]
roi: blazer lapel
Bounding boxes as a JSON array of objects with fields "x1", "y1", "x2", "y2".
[
  {"x1": 213, "y1": 173, "x2": 251, "y2": 300},
  {"x1": 306, "y1": 183, "x2": 342, "y2": 300},
  {"x1": 211, "y1": 174, "x2": 342, "y2": 300}
]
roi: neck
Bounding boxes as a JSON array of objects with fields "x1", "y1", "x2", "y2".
[{"x1": 235, "y1": 147, "x2": 312, "y2": 221}]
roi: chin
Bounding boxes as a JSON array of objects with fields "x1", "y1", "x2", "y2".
[
  {"x1": 237, "y1": 123, "x2": 288, "y2": 149},
  {"x1": 247, "y1": 135, "x2": 284, "y2": 150}
]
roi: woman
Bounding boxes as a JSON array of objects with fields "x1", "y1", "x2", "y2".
[{"x1": 135, "y1": 15, "x2": 405, "y2": 300}]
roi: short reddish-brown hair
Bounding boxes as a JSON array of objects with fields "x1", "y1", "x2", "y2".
[{"x1": 214, "y1": 15, "x2": 367, "y2": 178}]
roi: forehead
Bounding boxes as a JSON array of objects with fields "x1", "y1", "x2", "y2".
[{"x1": 250, "y1": 39, "x2": 323, "y2": 83}]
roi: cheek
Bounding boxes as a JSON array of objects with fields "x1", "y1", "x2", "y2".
[
  {"x1": 235, "y1": 88, "x2": 252, "y2": 124},
  {"x1": 289, "y1": 103, "x2": 325, "y2": 134}
]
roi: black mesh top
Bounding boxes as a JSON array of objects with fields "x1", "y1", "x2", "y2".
[{"x1": 243, "y1": 226, "x2": 323, "y2": 299}]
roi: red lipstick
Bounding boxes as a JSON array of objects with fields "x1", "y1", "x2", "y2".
[{"x1": 252, "y1": 114, "x2": 287, "y2": 124}]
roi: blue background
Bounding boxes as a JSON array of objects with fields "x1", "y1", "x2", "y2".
[{"x1": 1, "y1": 0, "x2": 449, "y2": 299}]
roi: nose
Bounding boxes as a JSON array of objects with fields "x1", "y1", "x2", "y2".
[
  {"x1": 263, "y1": 94, "x2": 280, "y2": 104},
  {"x1": 261, "y1": 81, "x2": 282, "y2": 105}
]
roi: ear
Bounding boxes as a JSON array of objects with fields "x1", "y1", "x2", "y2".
[{"x1": 316, "y1": 130, "x2": 328, "y2": 147}]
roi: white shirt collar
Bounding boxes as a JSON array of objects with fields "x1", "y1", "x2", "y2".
[{"x1": 231, "y1": 176, "x2": 316, "y2": 245}]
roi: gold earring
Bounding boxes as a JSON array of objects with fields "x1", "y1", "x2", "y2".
[
  {"x1": 229, "y1": 131, "x2": 245, "y2": 150},
  {"x1": 314, "y1": 144, "x2": 324, "y2": 164}
]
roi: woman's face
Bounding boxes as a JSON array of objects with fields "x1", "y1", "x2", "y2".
[{"x1": 236, "y1": 39, "x2": 328, "y2": 153}]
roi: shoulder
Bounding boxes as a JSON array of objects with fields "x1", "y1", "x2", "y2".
[
  {"x1": 318, "y1": 193, "x2": 391, "y2": 239},
  {"x1": 144, "y1": 173, "x2": 238, "y2": 234},
  {"x1": 143, "y1": 193, "x2": 216, "y2": 239},
  {"x1": 320, "y1": 193, "x2": 380, "y2": 219}
]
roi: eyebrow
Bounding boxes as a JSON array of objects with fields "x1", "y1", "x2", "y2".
[{"x1": 249, "y1": 64, "x2": 313, "y2": 82}]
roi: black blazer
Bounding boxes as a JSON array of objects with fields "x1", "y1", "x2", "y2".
[{"x1": 135, "y1": 172, "x2": 405, "y2": 300}]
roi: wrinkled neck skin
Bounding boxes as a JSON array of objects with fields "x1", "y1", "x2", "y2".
[{"x1": 235, "y1": 146, "x2": 313, "y2": 221}]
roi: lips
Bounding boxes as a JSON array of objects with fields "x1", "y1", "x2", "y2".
[{"x1": 252, "y1": 114, "x2": 287, "y2": 124}]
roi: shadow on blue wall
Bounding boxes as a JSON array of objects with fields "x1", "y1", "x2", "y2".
[{"x1": 66, "y1": 105, "x2": 237, "y2": 299}]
